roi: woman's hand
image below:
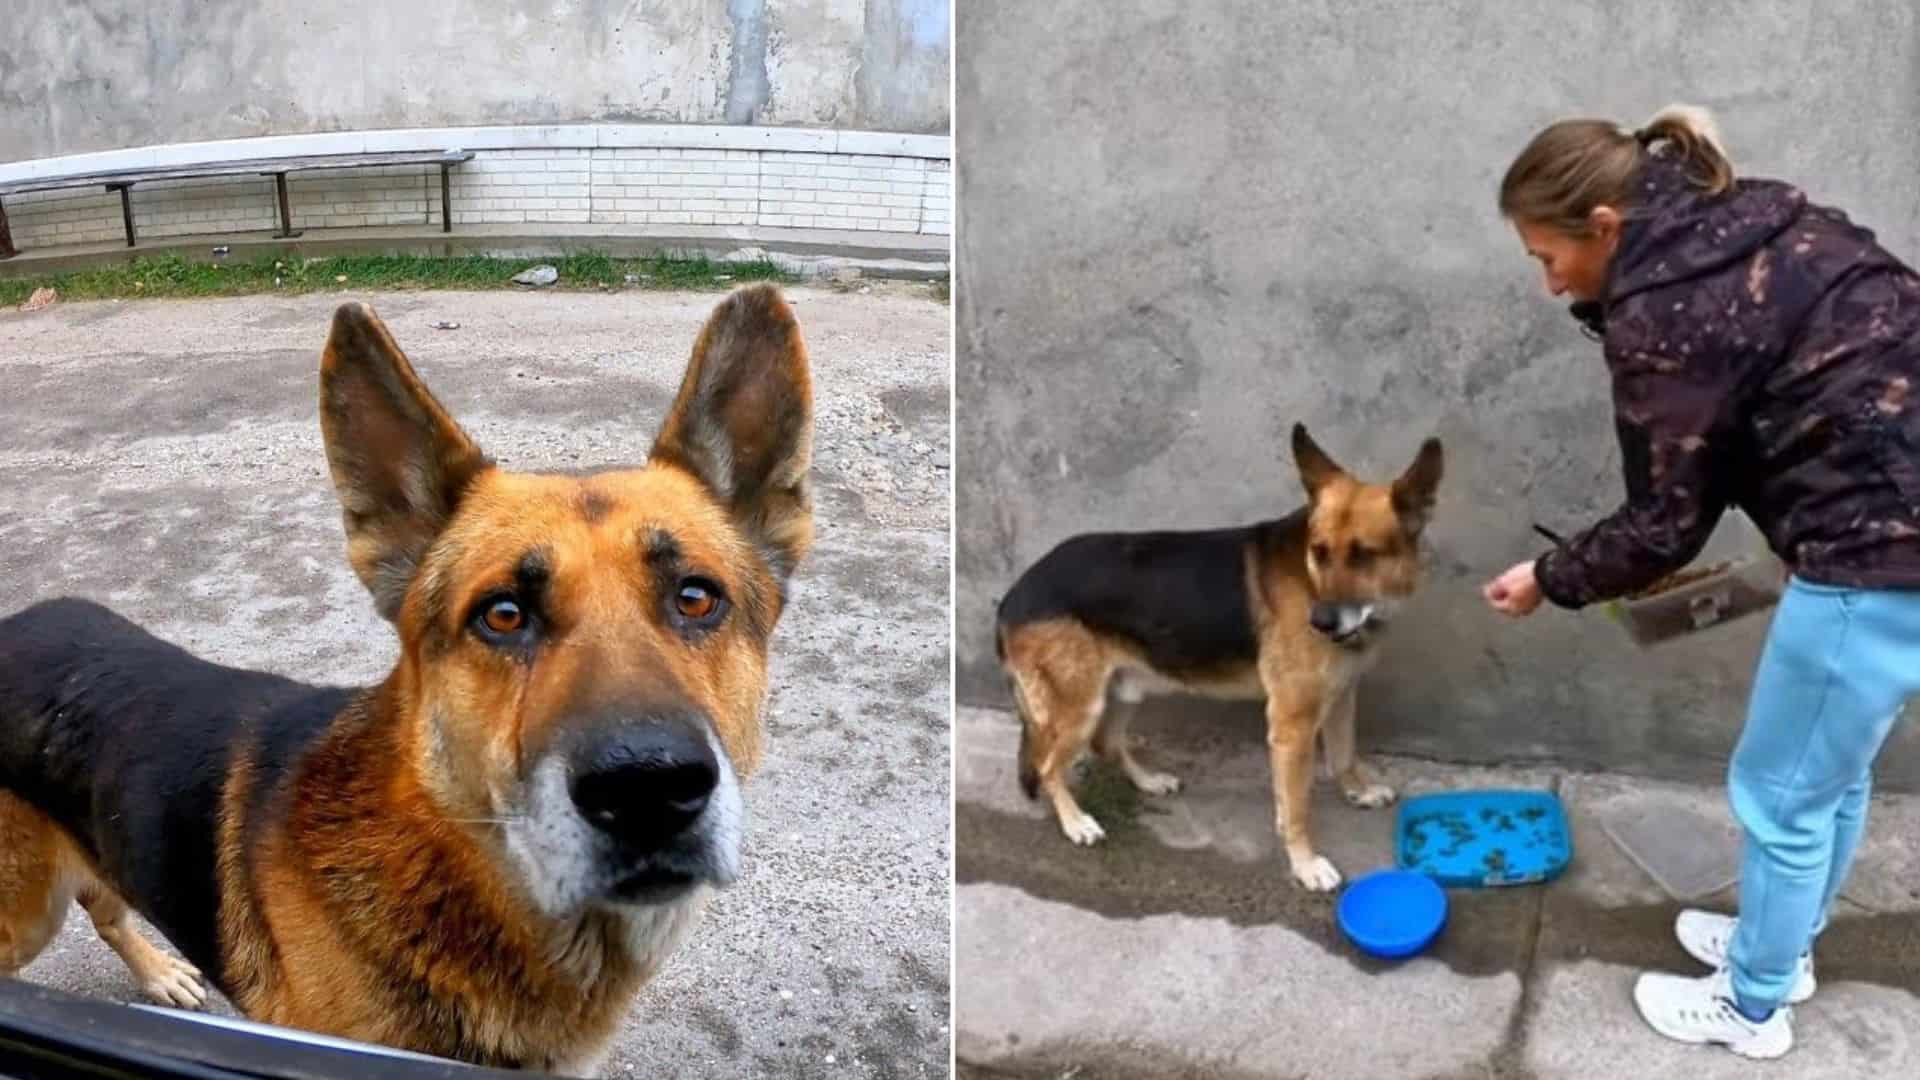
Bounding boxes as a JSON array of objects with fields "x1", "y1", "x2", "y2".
[{"x1": 1484, "y1": 560, "x2": 1545, "y2": 617}]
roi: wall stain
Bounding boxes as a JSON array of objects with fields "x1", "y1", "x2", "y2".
[{"x1": 723, "y1": 0, "x2": 771, "y2": 125}]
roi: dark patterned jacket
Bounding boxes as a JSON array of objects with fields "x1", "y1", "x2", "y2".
[{"x1": 1536, "y1": 153, "x2": 1920, "y2": 608}]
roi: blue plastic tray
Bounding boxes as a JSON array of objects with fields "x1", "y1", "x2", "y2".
[{"x1": 1394, "y1": 789, "x2": 1572, "y2": 887}]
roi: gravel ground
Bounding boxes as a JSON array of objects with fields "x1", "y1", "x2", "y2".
[{"x1": 0, "y1": 283, "x2": 952, "y2": 1078}]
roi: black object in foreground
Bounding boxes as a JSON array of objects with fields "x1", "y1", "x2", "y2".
[{"x1": 0, "y1": 978, "x2": 547, "y2": 1080}]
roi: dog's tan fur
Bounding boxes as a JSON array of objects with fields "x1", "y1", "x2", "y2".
[
  {"x1": 0, "y1": 283, "x2": 812, "y2": 1073},
  {"x1": 0, "y1": 791, "x2": 209, "y2": 1007},
  {"x1": 999, "y1": 427, "x2": 1442, "y2": 891}
]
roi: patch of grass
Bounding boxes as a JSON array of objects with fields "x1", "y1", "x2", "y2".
[
  {"x1": 0, "y1": 251, "x2": 792, "y2": 306},
  {"x1": 1074, "y1": 758, "x2": 1147, "y2": 841}
]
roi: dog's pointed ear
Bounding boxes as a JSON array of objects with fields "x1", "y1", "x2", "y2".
[
  {"x1": 1392, "y1": 436, "x2": 1445, "y2": 536},
  {"x1": 1291, "y1": 422, "x2": 1344, "y2": 498},
  {"x1": 319, "y1": 302, "x2": 491, "y2": 622},
  {"x1": 650, "y1": 283, "x2": 814, "y2": 582}
]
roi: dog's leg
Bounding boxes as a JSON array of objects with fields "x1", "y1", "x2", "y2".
[
  {"x1": 1324, "y1": 687, "x2": 1395, "y2": 808},
  {"x1": 1266, "y1": 692, "x2": 1341, "y2": 892},
  {"x1": 1094, "y1": 674, "x2": 1181, "y2": 796},
  {"x1": 1029, "y1": 671, "x2": 1108, "y2": 847},
  {"x1": 0, "y1": 791, "x2": 74, "y2": 977},
  {"x1": 1006, "y1": 622, "x2": 1112, "y2": 846},
  {"x1": 74, "y1": 876, "x2": 208, "y2": 1009},
  {"x1": 1043, "y1": 691, "x2": 1108, "y2": 846}
]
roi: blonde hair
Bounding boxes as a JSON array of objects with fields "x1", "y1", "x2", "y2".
[{"x1": 1498, "y1": 103, "x2": 1735, "y2": 234}]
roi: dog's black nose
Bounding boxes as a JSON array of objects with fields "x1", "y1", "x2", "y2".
[
  {"x1": 570, "y1": 717, "x2": 719, "y2": 852},
  {"x1": 1309, "y1": 603, "x2": 1341, "y2": 635}
]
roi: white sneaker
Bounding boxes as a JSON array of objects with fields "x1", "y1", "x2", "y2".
[
  {"x1": 1634, "y1": 968, "x2": 1794, "y2": 1059},
  {"x1": 1675, "y1": 909, "x2": 1816, "y2": 1004}
]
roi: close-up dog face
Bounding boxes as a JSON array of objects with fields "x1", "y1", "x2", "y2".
[
  {"x1": 1292, "y1": 423, "x2": 1443, "y2": 646},
  {"x1": 317, "y1": 285, "x2": 812, "y2": 920}
]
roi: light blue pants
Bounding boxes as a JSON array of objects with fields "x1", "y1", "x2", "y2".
[{"x1": 1728, "y1": 576, "x2": 1920, "y2": 1015}]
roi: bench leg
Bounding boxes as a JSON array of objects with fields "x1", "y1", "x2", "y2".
[
  {"x1": 0, "y1": 196, "x2": 15, "y2": 259},
  {"x1": 272, "y1": 173, "x2": 303, "y2": 239},
  {"x1": 440, "y1": 163, "x2": 453, "y2": 233},
  {"x1": 115, "y1": 185, "x2": 137, "y2": 247}
]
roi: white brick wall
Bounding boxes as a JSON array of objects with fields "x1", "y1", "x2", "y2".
[
  {"x1": 289, "y1": 165, "x2": 441, "y2": 230},
  {"x1": 2, "y1": 132, "x2": 951, "y2": 250},
  {"x1": 449, "y1": 148, "x2": 597, "y2": 225},
  {"x1": 4, "y1": 186, "x2": 124, "y2": 247},
  {"x1": 589, "y1": 148, "x2": 760, "y2": 227},
  {"x1": 758, "y1": 151, "x2": 930, "y2": 232},
  {"x1": 921, "y1": 160, "x2": 952, "y2": 236},
  {"x1": 127, "y1": 175, "x2": 279, "y2": 240}
]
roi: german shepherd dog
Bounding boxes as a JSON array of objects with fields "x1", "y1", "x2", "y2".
[
  {"x1": 0, "y1": 284, "x2": 812, "y2": 1073},
  {"x1": 995, "y1": 425, "x2": 1442, "y2": 892}
]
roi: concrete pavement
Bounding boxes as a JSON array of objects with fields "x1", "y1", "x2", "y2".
[{"x1": 955, "y1": 705, "x2": 1920, "y2": 1079}]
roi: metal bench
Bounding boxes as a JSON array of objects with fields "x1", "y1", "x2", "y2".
[{"x1": 0, "y1": 149, "x2": 474, "y2": 259}]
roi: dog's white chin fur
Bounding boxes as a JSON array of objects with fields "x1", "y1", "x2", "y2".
[
  {"x1": 503, "y1": 730, "x2": 745, "y2": 920},
  {"x1": 1327, "y1": 596, "x2": 1403, "y2": 640}
]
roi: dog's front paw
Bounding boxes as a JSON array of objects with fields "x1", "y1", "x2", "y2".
[
  {"x1": 1059, "y1": 810, "x2": 1107, "y2": 846},
  {"x1": 1059, "y1": 803, "x2": 1105, "y2": 845},
  {"x1": 1343, "y1": 782, "x2": 1397, "y2": 809},
  {"x1": 1133, "y1": 770, "x2": 1183, "y2": 797},
  {"x1": 140, "y1": 954, "x2": 208, "y2": 1010},
  {"x1": 1290, "y1": 853, "x2": 1342, "y2": 892}
]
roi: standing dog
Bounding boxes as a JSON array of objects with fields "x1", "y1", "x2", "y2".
[
  {"x1": 995, "y1": 425, "x2": 1442, "y2": 891},
  {"x1": 0, "y1": 283, "x2": 812, "y2": 1073}
]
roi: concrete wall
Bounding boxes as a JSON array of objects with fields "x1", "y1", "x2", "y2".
[
  {"x1": 0, "y1": 0, "x2": 949, "y2": 163},
  {"x1": 955, "y1": 0, "x2": 1920, "y2": 788}
]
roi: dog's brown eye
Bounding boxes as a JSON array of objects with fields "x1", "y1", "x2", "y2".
[
  {"x1": 675, "y1": 581, "x2": 718, "y2": 620},
  {"x1": 1349, "y1": 543, "x2": 1373, "y2": 567},
  {"x1": 482, "y1": 599, "x2": 525, "y2": 635},
  {"x1": 1310, "y1": 543, "x2": 1331, "y2": 564}
]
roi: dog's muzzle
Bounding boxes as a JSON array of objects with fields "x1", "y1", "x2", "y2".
[
  {"x1": 568, "y1": 713, "x2": 739, "y2": 904},
  {"x1": 1309, "y1": 601, "x2": 1382, "y2": 647},
  {"x1": 505, "y1": 711, "x2": 744, "y2": 918}
]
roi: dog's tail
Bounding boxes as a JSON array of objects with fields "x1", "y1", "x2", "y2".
[{"x1": 997, "y1": 621, "x2": 1042, "y2": 801}]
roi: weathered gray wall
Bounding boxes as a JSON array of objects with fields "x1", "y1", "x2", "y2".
[
  {"x1": 0, "y1": 0, "x2": 948, "y2": 162},
  {"x1": 955, "y1": 0, "x2": 1920, "y2": 788}
]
